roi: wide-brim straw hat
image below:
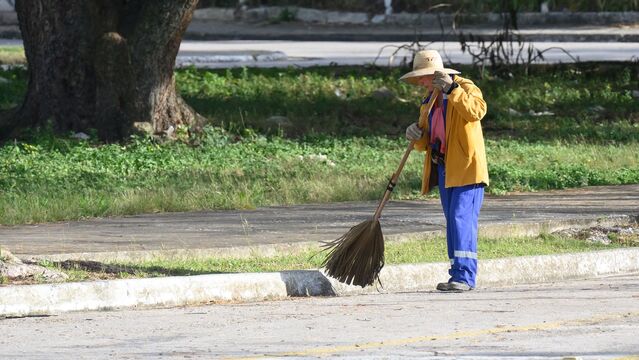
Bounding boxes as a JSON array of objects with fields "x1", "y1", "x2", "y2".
[{"x1": 399, "y1": 50, "x2": 460, "y2": 85}]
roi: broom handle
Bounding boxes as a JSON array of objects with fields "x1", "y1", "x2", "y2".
[{"x1": 373, "y1": 89, "x2": 440, "y2": 221}]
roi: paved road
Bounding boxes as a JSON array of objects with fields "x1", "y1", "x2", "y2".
[
  {"x1": 2, "y1": 38, "x2": 637, "y2": 68},
  {"x1": 1, "y1": 185, "x2": 637, "y2": 258},
  {"x1": 185, "y1": 20, "x2": 639, "y2": 42},
  {"x1": 1, "y1": 274, "x2": 637, "y2": 359},
  {"x1": 177, "y1": 40, "x2": 639, "y2": 68}
]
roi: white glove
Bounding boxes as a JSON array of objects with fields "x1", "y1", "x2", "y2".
[
  {"x1": 405, "y1": 122, "x2": 423, "y2": 141},
  {"x1": 432, "y1": 70, "x2": 454, "y2": 93}
]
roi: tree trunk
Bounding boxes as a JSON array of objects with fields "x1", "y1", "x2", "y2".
[{"x1": 3, "y1": 0, "x2": 202, "y2": 141}]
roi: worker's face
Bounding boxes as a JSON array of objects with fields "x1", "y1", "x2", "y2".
[{"x1": 418, "y1": 75, "x2": 435, "y2": 91}]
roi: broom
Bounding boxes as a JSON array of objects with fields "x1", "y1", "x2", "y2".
[{"x1": 321, "y1": 89, "x2": 441, "y2": 287}]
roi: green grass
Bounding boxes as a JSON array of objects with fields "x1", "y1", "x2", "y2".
[
  {"x1": 0, "y1": 63, "x2": 637, "y2": 225},
  {"x1": 1, "y1": 133, "x2": 637, "y2": 225},
  {"x1": 2, "y1": 63, "x2": 637, "y2": 142},
  {"x1": 175, "y1": 63, "x2": 639, "y2": 142},
  {"x1": 0, "y1": 46, "x2": 26, "y2": 66},
  {"x1": 39, "y1": 232, "x2": 634, "y2": 282}
]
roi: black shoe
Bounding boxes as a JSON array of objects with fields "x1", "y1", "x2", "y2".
[{"x1": 436, "y1": 281, "x2": 473, "y2": 292}]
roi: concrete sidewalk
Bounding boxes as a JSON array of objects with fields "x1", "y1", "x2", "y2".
[
  {"x1": 1, "y1": 11, "x2": 638, "y2": 42},
  {"x1": 1, "y1": 184, "x2": 638, "y2": 317},
  {"x1": 1, "y1": 184, "x2": 637, "y2": 261},
  {"x1": 185, "y1": 8, "x2": 639, "y2": 42},
  {"x1": 185, "y1": 20, "x2": 639, "y2": 42}
]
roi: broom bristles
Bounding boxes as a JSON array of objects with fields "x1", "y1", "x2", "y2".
[{"x1": 321, "y1": 219, "x2": 385, "y2": 287}]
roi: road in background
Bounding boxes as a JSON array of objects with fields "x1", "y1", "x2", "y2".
[
  {"x1": 177, "y1": 40, "x2": 638, "y2": 68},
  {"x1": 2, "y1": 39, "x2": 637, "y2": 68}
]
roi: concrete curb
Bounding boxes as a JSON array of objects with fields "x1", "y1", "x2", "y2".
[
  {"x1": 184, "y1": 9, "x2": 639, "y2": 42},
  {"x1": 193, "y1": 7, "x2": 639, "y2": 27},
  {"x1": 2, "y1": 248, "x2": 638, "y2": 318},
  {"x1": 181, "y1": 29, "x2": 639, "y2": 43},
  {"x1": 176, "y1": 50, "x2": 287, "y2": 67},
  {"x1": 2, "y1": 8, "x2": 638, "y2": 27},
  {"x1": 2, "y1": 10, "x2": 638, "y2": 42}
]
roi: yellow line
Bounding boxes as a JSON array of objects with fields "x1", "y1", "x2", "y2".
[{"x1": 224, "y1": 311, "x2": 639, "y2": 360}]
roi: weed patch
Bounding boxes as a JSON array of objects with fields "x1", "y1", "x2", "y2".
[{"x1": 27, "y1": 230, "x2": 636, "y2": 284}]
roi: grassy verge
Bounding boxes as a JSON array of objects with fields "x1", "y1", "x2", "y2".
[
  {"x1": 37, "y1": 232, "x2": 637, "y2": 283},
  {"x1": 1, "y1": 134, "x2": 638, "y2": 225},
  {"x1": 0, "y1": 46, "x2": 26, "y2": 66},
  {"x1": 0, "y1": 63, "x2": 637, "y2": 225}
]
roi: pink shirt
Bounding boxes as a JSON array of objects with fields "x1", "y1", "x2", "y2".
[{"x1": 430, "y1": 104, "x2": 446, "y2": 153}]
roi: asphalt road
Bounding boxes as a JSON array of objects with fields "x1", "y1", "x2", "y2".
[
  {"x1": 176, "y1": 40, "x2": 639, "y2": 68},
  {"x1": 2, "y1": 39, "x2": 637, "y2": 68},
  {"x1": 1, "y1": 274, "x2": 638, "y2": 359}
]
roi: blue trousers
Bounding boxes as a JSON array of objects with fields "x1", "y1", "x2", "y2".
[{"x1": 438, "y1": 164, "x2": 484, "y2": 288}]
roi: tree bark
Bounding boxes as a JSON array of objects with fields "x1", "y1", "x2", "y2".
[{"x1": 3, "y1": 0, "x2": 201, "y2": 141}]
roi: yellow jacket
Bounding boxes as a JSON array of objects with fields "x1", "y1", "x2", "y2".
[{"x1": 413, "y1": 76, "x2": 489, "y2": 194}]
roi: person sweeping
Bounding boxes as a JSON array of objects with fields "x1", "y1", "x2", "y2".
[
  {"x1": 401, "y1": 50, "x2": 489, "y2": 292},
  {"x1": 321, "y1": 49, "x2": 487, "y2": 289}
]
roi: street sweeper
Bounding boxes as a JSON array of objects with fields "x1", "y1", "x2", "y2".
[
  {"x1": 401, "y1": 49, "x2": 489, "y2": 292},
  {"x1": 321, "y1": 49, "x2": 487, "y2": 289}
]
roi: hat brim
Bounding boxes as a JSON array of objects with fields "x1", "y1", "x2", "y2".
[{"x1": 399, "y1": 68, "x2": 461, "y2": 85}]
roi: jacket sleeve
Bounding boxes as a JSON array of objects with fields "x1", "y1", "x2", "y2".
[
  {"x1": 447, "y1": 80, "x2": 487, "y2": 122},
  {"x1": 413, "y1": 132, "x2": 429, "y2": 151}
]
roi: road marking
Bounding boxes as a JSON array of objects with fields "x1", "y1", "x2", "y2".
[{"x1": 224, "y1": 311, "x2": 639, "y2": 359}]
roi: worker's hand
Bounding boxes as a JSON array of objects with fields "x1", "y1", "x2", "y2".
[
  {"x1": 432, "y1": 70, "x2": 454, "y2": 93},
  {"x1": 405, "y1": 122, "x2": 423, "y2": 141}
]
